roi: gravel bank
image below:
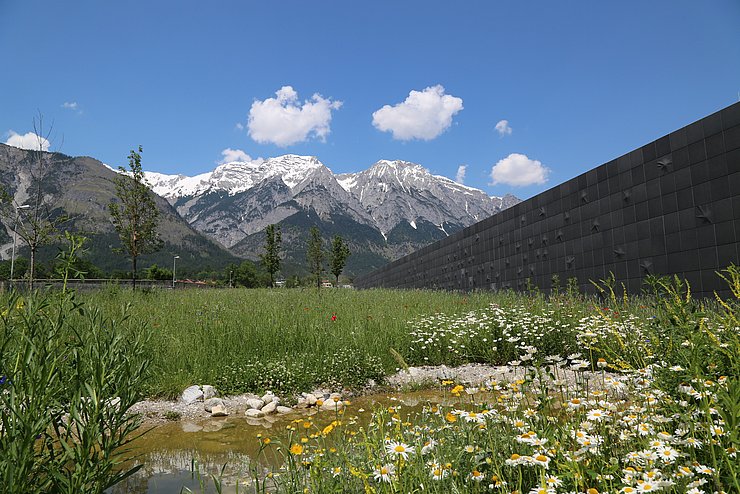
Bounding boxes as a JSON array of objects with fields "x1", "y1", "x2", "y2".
[{"x1": 131, "y1": 363, "x2": 613, "y2": 424}]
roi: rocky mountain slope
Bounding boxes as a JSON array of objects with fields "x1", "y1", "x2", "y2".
[
  {"x1": 146, "y1": 155, "x2": 520, "y2": 275},
  {"x1": 0, "y1": 142, "x2": 519, "y2": 278},
  {"x1": 0, "y1": 143, "x2": 238, "y2": 274}
]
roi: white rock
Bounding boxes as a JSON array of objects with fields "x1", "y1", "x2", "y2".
[
  {"x1": 262, "y1": 401, "x2": 278, "y2": 414},
  {"x1": 304, "y1": 393, "x2": 318, "y2": 406},
  {"x1": 245, "y1": 408, "x2": 265, "y2": 418},
  {"x1": 204, "y1": 398, "x2": 224, "y2": 413},
  {"x1": 211, "y1": 404, "x2": 229, "y2": 417},
  {"x1": 320, "y1": 399, "x2": 345, "y2": 412},
  {"x1": 106, "y1": 397, "x2": 122, "y2": 411},
  {"x1": 246, "y1": 398, "x2": 265, "y2": 410},
  {"x1": 276, "y1": 406, "x2": 294, "y2": 414},
  {"x1": 181, "y1": 385, "x2": 203, "y2": 405},
  {"x1": 261, "y1": 392, "x2": 275, "y2": 404},
  {"x1": 202, "y1": 385, "x2": 217, "y2": 400}
]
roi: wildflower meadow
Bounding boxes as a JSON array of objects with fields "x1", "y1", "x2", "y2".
[
  {"x1": 243, "y1": 268, "x2": 740, "y2": 494},
  {"x1": 1, "y1": 266, "x2": 739, "y2": 493}
]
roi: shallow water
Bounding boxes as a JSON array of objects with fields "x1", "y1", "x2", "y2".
[{"x1": 110, "y1": 389, "x2": 478, "y2": 494}]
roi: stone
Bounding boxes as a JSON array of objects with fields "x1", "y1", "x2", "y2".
[
  {"x1": 106, "y1": 397, "x2": 122, "y2": 410},
  {"x1": 246, "y1": 398, "x2": 265, "y2": 410},
  {"x1": 320, "y1": 399, "x2": 344, "y2": 412},
  {"x1": 202, "y1": 385, "x2": 217, "y2": 400},
  {"x1": 181, "y1": 385, "x2": 203, "y2": 405},
  {"x1": 204, "y1": 398, "x2": 224, "y2": 413},
  {"x1": 245, "y1": 408, "x2": 265, "y2": 418},
  {"x1": 211, "y1": 404, "x2": 229, "y2": 417},
  {"x1": 261, "y1": 392, "x2": 275, "y2": 404},
  {"x1": 304, "y1": 393, "x2": 318, "y2": 406},
  {"x1": 276, "y1": 406, "x2": 294, "y2": 414},
  {"x1": 262, "y1": 401, "x2": 278, "y2": 414}
]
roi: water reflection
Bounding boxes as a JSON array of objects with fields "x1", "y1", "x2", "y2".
[{"x1": 110, "y1": 389, "x2": 476, "y2": 493}]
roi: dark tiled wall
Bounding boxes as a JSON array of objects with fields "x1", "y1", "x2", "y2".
[{"x1": 356, "y1": 102, "x2": 740, "y2": 298}]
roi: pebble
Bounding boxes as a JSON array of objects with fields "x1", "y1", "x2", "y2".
[{"x1": 211, "y1": 404, "x2": 229, "y2": 417}]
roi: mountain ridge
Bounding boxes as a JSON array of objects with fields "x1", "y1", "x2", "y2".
[
  {"x1": 145, "y1": 155, "x2": 520, "y2": 241},
  {"x1": 0, "y1": 143, "x2": 520, "y2": 278}
]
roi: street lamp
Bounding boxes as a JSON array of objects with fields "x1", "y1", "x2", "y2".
[
  {"x1": 10, "y1": 204, "x2": 31, "y2": 283},
  {"x1": 172, "y1": 255, "x2": 180, "y2": 289}
]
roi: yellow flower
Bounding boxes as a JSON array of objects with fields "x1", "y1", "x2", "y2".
[
  {"x1": 290, "y1": 443, "x2": 304, "y2": 455},
  {"x1": 445, "y1": 412, "x2": 457, "y2": 423},
  {"x1": 262, "y1": 437, "x2": 271, "y2": 445},
  {"x1": 323, "y1": 423, "x2": 335, "y2": 435}
]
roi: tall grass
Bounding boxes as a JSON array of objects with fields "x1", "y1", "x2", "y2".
[
  {"x1": 0, "y1": 291, "x2": 150, "y2": 493},
  {"x1": 246, "y1": 268, "x2": 740, "y2": 494},
  {"x1": 78, "y1": 287, "x2": 497, "y2": 397}
]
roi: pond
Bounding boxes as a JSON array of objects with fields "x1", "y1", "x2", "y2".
[{"x1": 110, "y1": 390, "x2": 480, "y2": 493}]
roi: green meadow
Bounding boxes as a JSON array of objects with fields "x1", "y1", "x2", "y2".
[{"x1": 1, "y1": 267, "x2": 739, "y2": 492}]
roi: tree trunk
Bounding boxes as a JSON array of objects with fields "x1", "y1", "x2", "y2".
[
  {"x1": 28, "y1": 244, "x2": 35, "y2": 290},
  {"x1": 132, "y1": 256, "x2": 137, "y2": 291}
]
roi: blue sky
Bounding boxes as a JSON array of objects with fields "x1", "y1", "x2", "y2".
[{"x1": 1, "y1": 0, "x2": 739, "y2": 199}]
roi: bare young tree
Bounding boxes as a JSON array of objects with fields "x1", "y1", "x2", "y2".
[{"x1": 1, "y1": 112, "x2": 68, "y2": 289}]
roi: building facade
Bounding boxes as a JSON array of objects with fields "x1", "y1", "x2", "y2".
[{"x1": 356, "y1": 103, "x2": 740, "y2": 298}]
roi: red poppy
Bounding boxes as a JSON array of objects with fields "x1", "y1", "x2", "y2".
[{"x1": 331, "y1": 313, "x2": 337, "y2": 321}]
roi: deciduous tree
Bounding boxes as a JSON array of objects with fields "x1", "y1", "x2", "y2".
[
  {"x1": 329, "y1": 235, "x2": 350, "y2": 286},
  {"x1": 108, "y1": 146, "x2": 161, "y2": 290},
  {"x1": 259, "y1": 224, "x2": 282, "y2": 287},
  {"x1": 306, "y1": 226, "x2": 325, "y2": 289}
]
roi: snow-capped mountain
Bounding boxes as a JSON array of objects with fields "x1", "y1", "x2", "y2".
[
  {"x1": 336, "y1": 159, "x2": 517, "y2": 238},
  {"x1": 146, "y1": 155, "x2": 325, "y2": 199},
  {"x1": 145, "y1": 155, "x2": 520, "y2": 274}
]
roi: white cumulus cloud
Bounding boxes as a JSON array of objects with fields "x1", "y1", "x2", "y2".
[
  {"x1": 490, "y1": 153, "x2": 549, "y2": 186},
  {"x1": 495, "y1": 119, "x2": 512, "y2": 136},
  {"x1": 455, "y1": 164, "x2": 467, "y2": 184},
  {"x1": 62, "y1": 101, "x2": 78, "y2": 110},
  {"x1": 4, "y1": 130, "x2": 50, "y2": 151},
  {"x1": 218, "y1": 148, "x2": 263, "y2": 165},
  {"x1": 247, "y1": 86, "x2": 342, "y2": 147},
  {"x1": 372, "y1": 85, "x2": 463, "y2": 141}
]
